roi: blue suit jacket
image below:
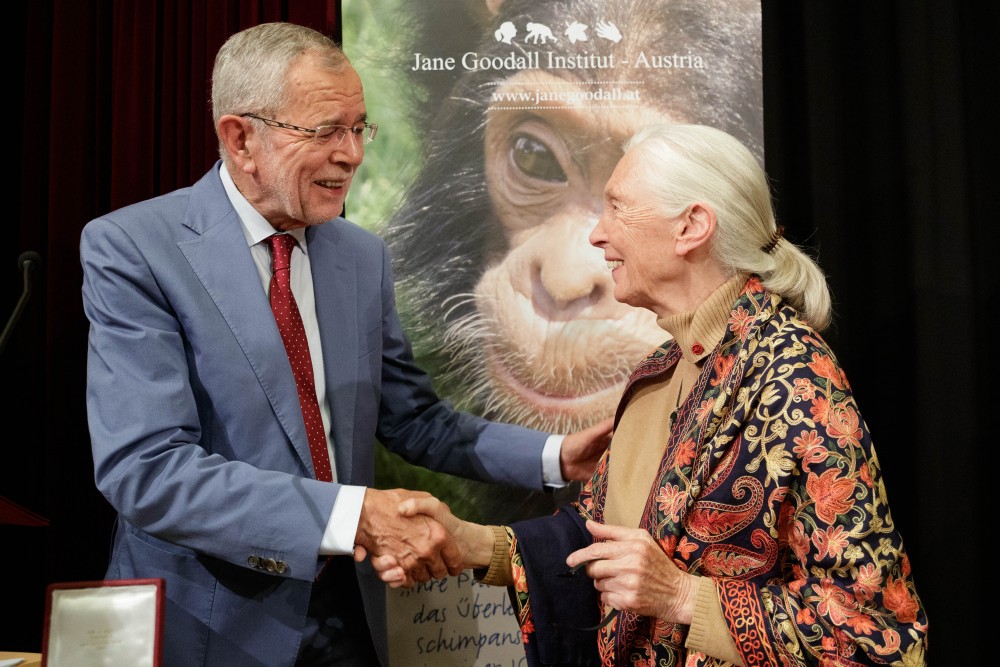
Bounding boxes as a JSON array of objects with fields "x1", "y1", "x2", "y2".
[{"x1": 81, "y1": 162, "x2": 549, "y2": 666}]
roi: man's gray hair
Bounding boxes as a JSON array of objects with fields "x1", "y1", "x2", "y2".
[{"x1": 211, "y1": 22, "x2": 348, "y2": 153}]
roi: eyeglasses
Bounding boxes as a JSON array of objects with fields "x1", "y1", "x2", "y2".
[{"x1": 241, "y1": 113, "x2": 378, "y2": 146}]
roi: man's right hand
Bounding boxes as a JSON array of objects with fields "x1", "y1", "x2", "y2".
[{"x1": 353, "y1": 488, "x2": 462, "y2": 587}]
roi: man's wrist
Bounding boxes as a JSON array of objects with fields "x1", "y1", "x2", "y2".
[{"x1": 542, "y1": 434, "x2": 567, "y2": 487}]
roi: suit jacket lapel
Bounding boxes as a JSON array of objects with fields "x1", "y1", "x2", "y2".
[
  {"x1": 177, "y1": 166, "x2": 316, "y2": 474},
  {"x1": 307, "y1": 224, "x2": 361, "y2": 485}
]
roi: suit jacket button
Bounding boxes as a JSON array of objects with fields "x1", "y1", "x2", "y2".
[
  {"x1": 276, "y1": 560, "x2": 288, "y2": 574},
  {"x1": 248, "y1": 555, "x2": 260, "y2": 569},
  {"x1": 265, "y1": 558, "x2": 278, "y2": 572}
]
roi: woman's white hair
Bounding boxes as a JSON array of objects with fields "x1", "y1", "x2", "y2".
[{"x1": 625, "y1": 123, "x2": 832, "y2": 330}]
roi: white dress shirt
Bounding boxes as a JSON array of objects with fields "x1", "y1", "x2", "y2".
[{"x1": 219, "y1": 163, "x2": 566, "y2": 557}]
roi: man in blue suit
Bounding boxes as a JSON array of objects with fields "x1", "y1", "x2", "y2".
[{"x1": 80, "y1": 22, "x2": 611, "y2": 667}]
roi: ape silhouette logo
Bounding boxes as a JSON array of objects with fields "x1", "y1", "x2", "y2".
[{"x1": 495, "y1": 19, "x2": 623, "y2": 44}]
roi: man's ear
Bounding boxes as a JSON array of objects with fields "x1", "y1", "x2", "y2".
[
  {"x1": 674, "y1": 202, "x2": 716, "y2": 256},
  {"x1": 217, "y1": 115, "x2": 256, "y2": 174}
]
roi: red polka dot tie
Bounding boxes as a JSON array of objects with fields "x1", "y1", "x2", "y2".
[{"x1": 266, "y1": 234, "x2": 333, "y2": 482}]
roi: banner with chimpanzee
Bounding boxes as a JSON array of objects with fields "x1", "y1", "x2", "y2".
[{"x1": 343, "y1": 1, "x2": 762, "y2": 664}]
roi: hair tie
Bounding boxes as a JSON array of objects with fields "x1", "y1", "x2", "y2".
[{"x1": 761, "y1": 225, "x2": 785, "y2": 254}]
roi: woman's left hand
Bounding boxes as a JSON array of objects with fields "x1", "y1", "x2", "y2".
[{"x1": 566, "y1": 520, "x2": 699, "y2": 624}]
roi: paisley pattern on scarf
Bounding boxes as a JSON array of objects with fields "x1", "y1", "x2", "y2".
[{"x1": 507, "y1": 277, "x2": 928, "y2": 666}]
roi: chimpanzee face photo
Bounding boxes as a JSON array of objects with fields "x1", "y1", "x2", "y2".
[{"x1": 348, "y1": 0, "x2": 761, "y2": 435}]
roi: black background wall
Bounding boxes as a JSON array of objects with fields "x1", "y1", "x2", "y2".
[{"x1": 3, "y1": 0, "x2": 995, "y2": 662}]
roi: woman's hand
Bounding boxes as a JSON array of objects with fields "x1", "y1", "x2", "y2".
[
  {"x1": 566, "y1": 520, "x2": 700, "y2": 623},
  {"x1": 353, "y1": 488, "x2": 461, "y2": 587},
  {"x1": 357, "y1": 494, "x2": 496, "y2": 588}
]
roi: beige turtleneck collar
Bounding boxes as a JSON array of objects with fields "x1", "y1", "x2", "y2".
[
  {"x1": 602, "y1": 274, "x2": 747, "y2": 530},
  {"x1": 656, "y1": 274, "x2": 746, "y2": 364}
]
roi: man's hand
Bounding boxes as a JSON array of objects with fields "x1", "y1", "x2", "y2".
[
  {"x1": 566, "y1": 520, "x2": 699, "y2": 624},
  {"x1": 358, "y1": 494, "x2": 496, "y2": 588},
  {"x1": 560, "y1": 416, "x2": 614, "y2": 481},
  {"x1": 399, "y1": 495, "x2": 495, "y2": 571},
  {"x1": 353, "y1": 488, "x2": 461, "y2": 588}
]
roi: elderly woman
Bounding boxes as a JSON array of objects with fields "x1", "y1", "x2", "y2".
[{"x1": 375, "y1": 123, "x2": 928, "y2": 666}]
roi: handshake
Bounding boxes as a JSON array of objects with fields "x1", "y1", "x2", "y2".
[
  {"x1": 351, "y1": 416, "x2": 614, "y2": 587},
  {"x1": 352, "y1": 487, "x2": 492, "y2": 588}
]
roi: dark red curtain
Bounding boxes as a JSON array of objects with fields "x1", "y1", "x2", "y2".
[
  {"x1": 3, "y1": 0, "x2": 995, "y2": 660},
  {"x1": 4, "y1": 0, "x2": 337, "y2": 651}
]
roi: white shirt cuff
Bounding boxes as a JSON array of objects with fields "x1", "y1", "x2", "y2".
[
  {"x1": 319, "y1": 485, "x2": 366, "y2": 555},
  {"x1": 542, "y1": 434, "x2": 567, "y2": 487}
]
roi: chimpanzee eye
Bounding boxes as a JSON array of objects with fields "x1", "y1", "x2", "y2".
[{"x1": 510, "y1": 133, "x2": 567, "y2": 183}]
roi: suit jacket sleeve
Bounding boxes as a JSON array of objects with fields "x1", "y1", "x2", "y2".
[
  {"x1": 365, "y1": 236, "x2": 551, "y2": 490},
  {"x1": 82, "y1": 170, "x2": 355, "y2": 583}
]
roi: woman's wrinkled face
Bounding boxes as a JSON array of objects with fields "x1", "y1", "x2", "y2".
[{"x1": 589, "y1": 148, "x2": 681, "y2": 316}]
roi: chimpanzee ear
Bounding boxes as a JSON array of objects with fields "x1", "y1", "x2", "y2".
[{"x1": 486, "y1": 0, "x2": 505, "y2": 16}]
